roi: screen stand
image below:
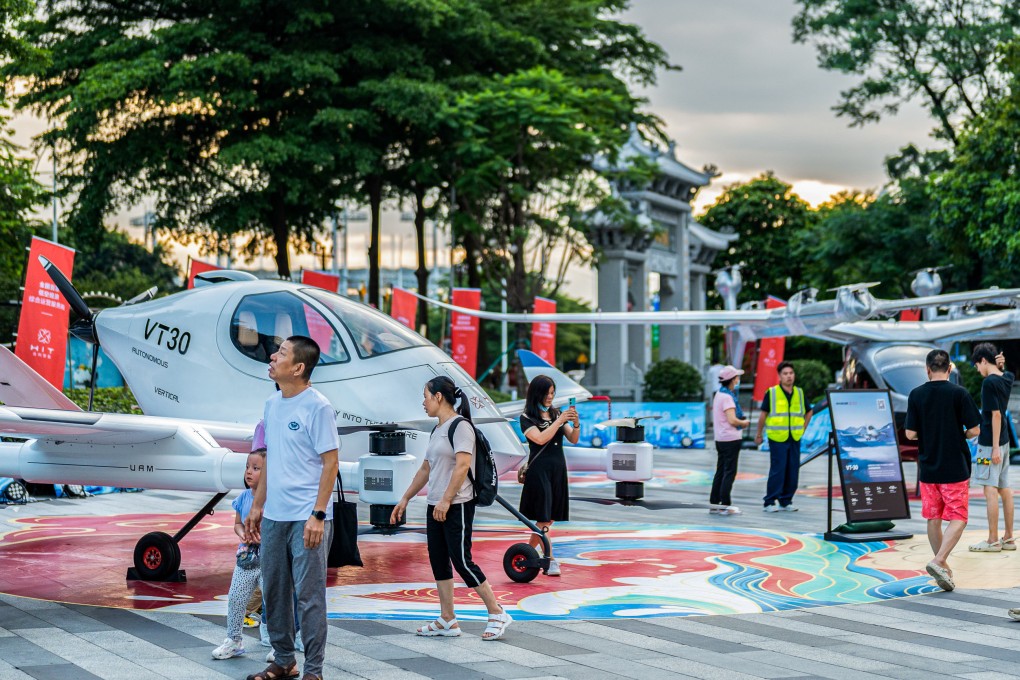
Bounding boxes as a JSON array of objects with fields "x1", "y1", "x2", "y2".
[{"x1": 824, "y1": 433, "x2": 913, "y2": 543}]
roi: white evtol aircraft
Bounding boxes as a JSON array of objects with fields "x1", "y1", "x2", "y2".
[{"x1": 0, "y1": 261, "x2": 1015, "y2": 579}]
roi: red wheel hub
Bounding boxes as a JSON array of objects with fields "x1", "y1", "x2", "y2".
[
  {"x1": 511, "y1": 555, "x2": 527, "y2": 572},
  {"x1": 143, "y1": 546, "x2": 163, "y2": 569}
]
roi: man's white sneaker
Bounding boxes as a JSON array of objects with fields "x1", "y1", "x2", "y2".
[
  {"x1": 763, "y1": 505, "x2": 779, "y2": 513},
  {"x1": 779, "y1": 505, "x2": 799, "y2": 512},
  {"x1": 211, "y1": 637, "x2": 245, "y2": 660},
  {"x1": 546, "y1": 558, "x2": 561, "y2": 576},
  {"x1": 266, "y1": 649, "x2": 275, "y2": 663}
]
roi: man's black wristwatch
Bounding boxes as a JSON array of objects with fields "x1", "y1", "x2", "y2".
[{"x1": 311, "y1": 510, "x2": 327, "y2": 521}]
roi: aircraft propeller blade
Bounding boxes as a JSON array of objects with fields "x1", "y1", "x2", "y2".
[
  {"x1": 39, "y1": 255, "x2": 93, "y2": 323},
  {"x1": 124, "y1": 286, "x2": 158, "y2": 305}
]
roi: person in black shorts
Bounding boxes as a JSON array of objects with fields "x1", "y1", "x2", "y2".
[
  {"x1": 518, "y1": 375, "x2": 579, "y2": 577},
  {"x1": 390, "y1": 376, "x2": 511, "y2": 641},
  {"x1": 968, "y1": 344, "x2": 1016, "y2": 552}
]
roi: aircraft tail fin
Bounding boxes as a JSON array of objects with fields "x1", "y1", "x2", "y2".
[
  {"x1": 516, "y1": 350, "x2": 592, "y2": 404},
  {"x1": 0, "y1": 344, "x2": 81, "y2": 411}
]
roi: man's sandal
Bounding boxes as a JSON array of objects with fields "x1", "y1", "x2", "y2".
[
  {"x1": 246, "y1": 662, "x2": 299, "y2": 680},
  {"x1": 482, "y1": 609, "x2": 513, "y2": 641},
  {"x1": 416, "y1": 616, "x2": 461, "y2": 637}
]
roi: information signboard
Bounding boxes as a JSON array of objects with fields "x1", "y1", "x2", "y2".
[{"x1": 827, "y1": 389, "x2": 910, "y2": 522}]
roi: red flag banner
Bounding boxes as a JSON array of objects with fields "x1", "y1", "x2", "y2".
[
  {"x1": 390, "y1": 287, "x2": 417, "y2": 330},
  {"x1": 187, "y1": 258, "x2": 223, "y2": 289},
  {"x1": 16, "y1": 237, "x2": 76, "y2": 389},
  {"x1": 450, "y1": 288, "x2": 481, "y2": 377},
  {"x1": 900, "y1": 308, "x2": 921, "y2": 322},
  {"x1": 531, "y1": 296, "x2": 557, "y2": 365},
  {"x1": 301, "y1": 270, "x2": 340, "y2": 293},
  {"x1": 753, "y1": 296, "x2": 787, "y2": 403}
]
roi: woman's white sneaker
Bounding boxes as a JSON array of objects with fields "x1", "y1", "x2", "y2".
[
  {"x1": 546, "y1": 558, "x2": 561, "y2": 576},
  {"x1": 211, "y1": 637, "x2": 245, "y2": 660}
]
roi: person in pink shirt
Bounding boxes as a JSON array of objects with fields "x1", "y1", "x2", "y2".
[{"x1": 710, "y1": 366, "x2": 750, "y2": 515}]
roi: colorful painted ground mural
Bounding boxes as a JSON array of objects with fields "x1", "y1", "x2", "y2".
[{"x1": 0, "y1": 512, "x2": 941, "y2": 621}]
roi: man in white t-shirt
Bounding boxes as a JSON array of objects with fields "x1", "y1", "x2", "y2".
[{"x1": 245, "y1": 336, "x2": 339, "y2": 680}]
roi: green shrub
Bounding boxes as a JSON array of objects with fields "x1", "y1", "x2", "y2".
[
  {"x1": 63, "y1": 387, "x2": 143, "y2": 414},
  {"x1": 484, "y1": 387, "x2": 512, "y2": 404},
  {"x1": 955, "y1": 361, "x2": 983, "y2": 404},
  {"x1": 643, "y1": 358, "x2": 704, "y2": 402}
]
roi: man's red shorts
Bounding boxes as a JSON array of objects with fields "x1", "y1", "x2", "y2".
[{"x1": 920, "y1": 480, "x2": 969, "y2": 522}]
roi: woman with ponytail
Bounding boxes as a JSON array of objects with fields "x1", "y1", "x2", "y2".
[{"x1": 391, "y1": 376, "x2": 512, "y2": 641}]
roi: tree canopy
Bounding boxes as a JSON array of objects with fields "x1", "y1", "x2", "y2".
[
  {"x1": 929, "y1": 42, "x2": 1020, "y2": 289},
  {"x1": 699, "y1": 172, "x2": 813, "y2": 304},
  {"x1": 793, "y1": 0, "x2": 1020, "y2": 145}
]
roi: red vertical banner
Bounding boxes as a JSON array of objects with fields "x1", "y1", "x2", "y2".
[
  {"x1": 900, "y1": 308, "x2": 921, "y2": 321},
  {"x1": 450, "y1": 288, "x2": 481, "y2": 377},
  {"x1": 187, "y1": 258, "x2": 223, "y2": 289},
  {"x1": 16, "y1": 237, "x2": 76, "y2": 389},
  {"x1": 301, "y1": 270, "x2": 340, "y2": 293},
  {"x1": 753, "y1": 296, "x2": 787, "y2": 403},
  {"x1": 390, "y1": 287, "x2": 418, "y2": 330},
  {"x1": 531, "y1": 296, "x2": 557, "y2": 365}
]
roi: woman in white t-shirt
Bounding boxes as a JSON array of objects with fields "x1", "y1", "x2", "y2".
[
  {"x1": 391, "y1": 376, "x2": 512, "y2": 641},
  {"x1": 710, "y1": 366, "x2": 750, "y2": 515}
]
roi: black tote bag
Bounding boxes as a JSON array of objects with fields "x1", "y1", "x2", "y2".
[{"x1": 327, "y1": 473, "x2": 363, "y2": 568}]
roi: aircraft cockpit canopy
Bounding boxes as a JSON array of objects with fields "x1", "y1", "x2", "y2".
[
  {"x1": 872, "y1": 345, "x2": 930, "y2": 396},
  {"x1": 303, "y1": 288, "x2": 427, "y2": 359},
  {"x1": 230, "y1": 291, "x2": 351, "y2": 365}
]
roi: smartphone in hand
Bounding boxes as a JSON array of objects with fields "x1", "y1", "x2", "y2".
[{"x1": 569, "y1": 397, "x2": 576, "y2": 408}]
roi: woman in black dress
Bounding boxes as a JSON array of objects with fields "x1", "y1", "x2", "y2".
[{"x1": 518, "y1": 375, "x2": 579, "y2": 576}]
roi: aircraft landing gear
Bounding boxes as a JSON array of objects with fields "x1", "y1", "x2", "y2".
[{"x1": 127, "y1": 491, "x2": 227, "y2": 582}]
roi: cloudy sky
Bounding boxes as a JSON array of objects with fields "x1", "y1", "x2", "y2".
[{"x1": 622, "y1": 0, "x2": 935, "y2": 208}]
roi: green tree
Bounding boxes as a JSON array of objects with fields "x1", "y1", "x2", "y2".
[
  {"x1": 68, "y1": 228, "x2": 180, "y2": 305},
  {"x1": 800, "y1": 180, "x2": 935, "y2": 298},
  {"x1": 929, "y1": 43, "x2": 1020, "y2": 288},
  {"x1": 4, "y1": 0, "x2": 359, "y2": 277},
  {"x1": 792, "y1": 0, "x2": 1020, "y2": 145},
  {"x1": 699, "y1": 172, "x2": 814, "y2": 305}
]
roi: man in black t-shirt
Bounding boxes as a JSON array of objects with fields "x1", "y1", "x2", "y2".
[
  {"x1": 968, "y1": 344, "x2": 1016, "y2": 553},
  {"x1": 905, "y1": 349, "x2": 981, "y2": 591}
]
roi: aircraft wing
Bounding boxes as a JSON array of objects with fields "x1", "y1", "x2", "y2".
[
  {"x1": 872, "y1": 288, "x2": 1020, "y2": 316},
  {"x1": 822, "y1": 310, "x2": 1020, "y2": 344},
  {"x1": 412, "y1": 288, "x2": 895, "y2": 340},
  {"x1": 0, "y1": 406, "x2": 247, "y2": 492},
  {"x1": 0, "y1": 406, "x2": 202, "y2": 445},
  {"x1": 0, "y1": 345, "x2": 81, "y2": 411}
]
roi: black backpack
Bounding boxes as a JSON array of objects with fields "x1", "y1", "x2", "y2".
[{"x1": 447, "y1": 416, "x2": 498, "y2": 507}]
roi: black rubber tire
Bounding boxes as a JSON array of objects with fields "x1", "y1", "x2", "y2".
[
  {"x1": 62, "y1": 484, "x2": 87, "y2": 498},
  {"x1": 503, "y1": 542, "x2": 541, "y2": 583},
  {"x1": 133, "y1": 531, "x2": 181, "y2": 580}
]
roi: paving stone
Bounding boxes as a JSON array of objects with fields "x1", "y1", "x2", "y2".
[
  {"x1": 16, "y1": 665, "x2": 102, "y2": 680},
  {"x1": 66, "y1": 606, "x2": 211, "y2": 650},
  {"x1": 0, "y1": 607, "x2": 49, "y2": 631},
  {"x1": 460, "y1": 660, "x2": 571, "y2": 679},
  {"x1": 0, "y1": 636, "x2": 66, "y2": 667},
  {"x1": 329, "y1": 619, "x2": 407, "y2": 637},
  {"x1": 386, "y1": 655, "x2": 497, "y2": 679},
  {"x1": 593, "y1": 619, "x2": 751, "y2": 654}
]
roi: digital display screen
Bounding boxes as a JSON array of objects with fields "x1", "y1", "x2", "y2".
[
  {"x1": 828, "y1": 389, "x2": 910, "y2": 522},
  {"x1": 612, "y1": 454, "x2": 637, "y2": 471},
  {"x1": 363, "y1": 469, "x2": 393, "y2": 492}
]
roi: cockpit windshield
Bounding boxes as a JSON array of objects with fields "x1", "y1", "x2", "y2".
[
  {"x1": 303, "y1": 289, "x2": 428, "y2": 358},
  {"x1": 874, "y1": 346, "x2": 930, "y2": 395},
  {"x1": 231, "y1": 291, "x2": 350, "y2": 365}
]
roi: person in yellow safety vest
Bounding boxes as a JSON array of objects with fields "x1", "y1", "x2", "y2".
[{"x1": 754, "y1": 361, "x2": 813, "y2": 512}]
